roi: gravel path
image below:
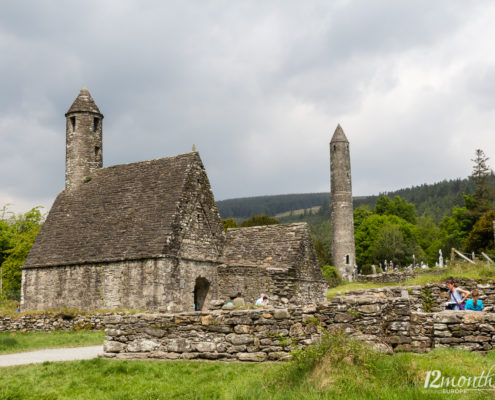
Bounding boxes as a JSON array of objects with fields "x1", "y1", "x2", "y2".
[{"x1": 0, "y1": 345, "x2": 103, "y2": 367}]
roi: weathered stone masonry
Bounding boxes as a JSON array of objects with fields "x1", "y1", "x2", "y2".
[
  {"x1": 65, "y1": 88, "x2": 103, "y2": 191},
  {"x1": 101, "y1": 296, "x2": 495, "y2": 361},
  {"x1": 21, "y1": 259, "x2": 219, "y2": 312},
  {"x1": 330, "y1": 125, "x2": 356, "y2": 281},
  {"x1": 0, "y1": 313, "x2": 111, "y2": 332}
]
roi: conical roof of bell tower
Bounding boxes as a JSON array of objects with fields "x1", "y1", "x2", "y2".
[
  {"x1": 330, "y1": 124, "x2": 349, "y2": 143},
  {"x1": 66, "y1": 87, "x2": 102, "y2": 115}
]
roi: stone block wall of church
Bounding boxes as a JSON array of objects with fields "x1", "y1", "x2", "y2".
[
  {"x1": 21, "y1": 258, "x2": 219, "y2": 312},
  {"x1": 217, "y1": 265, "x2": 326, "y2": 306}
]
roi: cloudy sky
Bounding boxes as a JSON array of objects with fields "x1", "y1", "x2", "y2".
[{"x1": 1, "y1": 1, "x2": 495, "y2": 214}]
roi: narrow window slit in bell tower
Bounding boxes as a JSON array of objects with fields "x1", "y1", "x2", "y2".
[
  {"x1": 93, "y1": 118, "x2": 99, "y2": 132},
  {"x1": 70, "y1": 117, "x2": 76, "y2": 131},
  {"x1": 95, "y1": 146, "x2": 101, "y2": 158},
  {"x1": 346, "y1": 255, "x2": 350, "y2": 265}
]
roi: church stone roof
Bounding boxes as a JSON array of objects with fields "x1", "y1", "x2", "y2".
[
  {"x1": 330, "y1": 124, "x2": 348, "y2": 143},
  {"x1": 24, "y1": 152, "x2": 207, "y2": 268},
  {"x1": 66, "y1": 88, "x2": 102, "y2": 115},
  {"x1": 221, "y1": 223, "x2": 315, "y2": 268}
]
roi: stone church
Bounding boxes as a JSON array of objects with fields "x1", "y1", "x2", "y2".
[{"x1": 21, "y1": 88, "x2": 326, "y2": 312}]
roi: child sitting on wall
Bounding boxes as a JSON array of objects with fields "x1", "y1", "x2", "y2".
[{"x1": 465, "y1": 289, "x2": 484, "y2": 312}]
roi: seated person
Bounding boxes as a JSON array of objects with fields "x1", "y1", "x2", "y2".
[
  {"x1": 445, "y1": 278, "x2": 470, "y2": 310},
  {"x1": 256, "y1": 295, "x2": 269, "y2": 306},
  {"x1": 465, "y1": 289, "x2": 484, "y2": 312}
]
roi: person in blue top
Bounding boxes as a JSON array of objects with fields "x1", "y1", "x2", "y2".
[
  {"x1": 465, "y1": 289, "x2": 484, "y2": 312},
  {"x1": 446, "y1": 278, "x2": 470, "y2": 310}
]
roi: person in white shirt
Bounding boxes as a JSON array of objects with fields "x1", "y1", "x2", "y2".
[{"x1": 255, "y1": 294, "x2": 269, "y2": 306}]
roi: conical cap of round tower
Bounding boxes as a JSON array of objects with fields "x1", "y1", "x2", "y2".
[
  {"x1": 66, "y1": 87, "x2": 102, "y2": 115},
  {"x1": 330, "y1": 124, "x2": 349, "y2": 143}
]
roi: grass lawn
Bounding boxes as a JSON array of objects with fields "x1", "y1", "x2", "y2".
[
  {"x1": 0, "y1": 330, "x2": 105, "y2": 355},
  {"x1": 1, "y1": 333, "x2": 494, "y2": 399}
]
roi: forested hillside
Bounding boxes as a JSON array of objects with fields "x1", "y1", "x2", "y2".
[
  {"x1": 217, "y1": 177, "x2": 494, "y2": 223},
  {"x1": 217, "y1": 193, "x2": 329, "y2": 219}
]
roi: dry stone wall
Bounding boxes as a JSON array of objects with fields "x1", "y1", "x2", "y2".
[
  {"x1": 0, "y1": 312, "x2": 114, "y2": 332},
  {"x1": 101, "y1": 295, "x2": 495, "y2": 361},
  {"x1": 4, "y1": 293, "x2": 495, "y2": 361},
  {"x1": 345, "y1": 278, "x2": 495, "y2": 312}
]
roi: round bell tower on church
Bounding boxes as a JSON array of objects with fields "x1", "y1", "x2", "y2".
[
  {"x1": 65, "y1": 88, "x2": 104, "y2": 190},
  {"x1": 330, "y1": 124, "x2": 356, "y2": 281}
]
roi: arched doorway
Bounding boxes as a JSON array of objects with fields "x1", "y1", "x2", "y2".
[{"x1": 194, "y1": 277, "x2": 210, "y2": 311}]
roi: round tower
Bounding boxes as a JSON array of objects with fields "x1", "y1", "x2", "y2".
[
  {"x1": 65, "y1": 88, "x2": 103, "y2": 190},
  {"x1": 330, "y1": 124, "x2": 356, "y2": 281}
]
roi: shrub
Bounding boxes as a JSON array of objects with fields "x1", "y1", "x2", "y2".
[
  {"x1": 360, "y1": 264, "x2": 373, "y2": 275},
  {"x1": 221, "y1": 219, "x2": 238, "y2": 231},
  {"x1": 321, "y1": 265, "x2": 342, "y2": 287},
  {"x1": 240, "y1": 215, "x2": 279, "y2": 227}
]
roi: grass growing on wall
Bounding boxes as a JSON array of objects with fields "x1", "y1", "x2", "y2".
[
  {"x1": 0, "y1": 330, "x2": 104, "y2": 355},
  {"x1": 0, "y1": 332, "x2": 494, "y2": 399}
]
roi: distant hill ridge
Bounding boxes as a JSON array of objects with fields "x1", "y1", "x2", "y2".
[{"x1": 217, "y1": 177, "x2": 483, "y2": 223}]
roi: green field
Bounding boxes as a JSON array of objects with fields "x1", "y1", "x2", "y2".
[
  {"x1": 1, "y1": 332, "x2": 494, "y2": 399},
  {"x1": 0, "y1": 330, "x2": 104, "y2": 355},
  {"x1": 275, "y1": 206, "x2": 321, "y2": 218}
]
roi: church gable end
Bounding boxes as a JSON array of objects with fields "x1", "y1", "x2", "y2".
[{"x1": 173, "y1": 155, "x2": 225, "y2": 261}]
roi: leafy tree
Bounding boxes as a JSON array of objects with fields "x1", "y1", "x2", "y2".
[
  {"x1": 0, "y1": 219, "x2": 12, "y2": 267},
  {"x1": 464, "y1": 209, "x2": 495, "y2": 252},
  {"x1": 375, "y1": 195, "x2": 417, "y2": 224},
  {"x1": 438, "y1": 208, "x2": 470, "y2": 253},
  {"x1": 221, "y1": 219, "x2": 238, "y2": 231},
  {"x1": 240, "y1": 214, "x2": 279, "y2": 227},
  {"x1": 1, "y1": 207, "x2": 44, "y2": 300},
  {"x1": 354, "y1": 214, "x2": 421, "y2": 266},
  {"x1": 416, "y1": 216, "x2": 439, "y2": 250},
  {"x1": 415, "y1": 216, "x2": 444, "y2": 265},
  {"x1": 372, "y1": 225, "x2": 408, "y2": 265},
  {"x1": 353, "y1": 206, "x2": 373, "y2": 230},
  {"x1": 314, "y1": 240, "x2": 330, "y2": 266}
]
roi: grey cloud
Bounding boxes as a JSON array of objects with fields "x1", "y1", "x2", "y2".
[{"x1": 0, "y1": 1, "x2": 494, "y2": 212}]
